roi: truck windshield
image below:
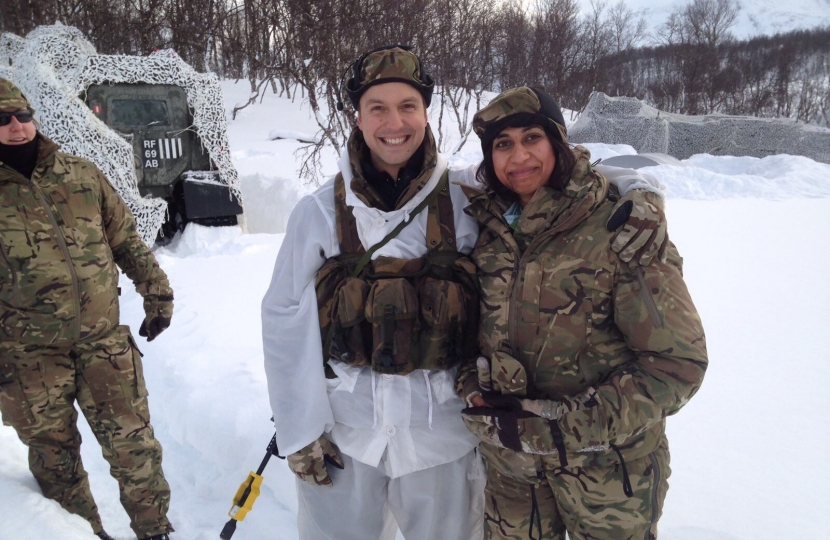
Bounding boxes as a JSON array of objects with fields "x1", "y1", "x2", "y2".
[{"x1": 110, "y1": 99, "x2": 169, "y2": 127}]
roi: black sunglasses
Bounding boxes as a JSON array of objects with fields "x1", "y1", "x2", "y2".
[{"x1": 0, "y1": 111, "x2": 34, "y2": 126}]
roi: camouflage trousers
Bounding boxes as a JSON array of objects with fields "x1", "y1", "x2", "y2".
[
  {"x1": 480, "y1": 439, "x2": 670, "y2": 540},
  {"x1": 0, "y1": 325, "x2": 172, "y2": 538}
]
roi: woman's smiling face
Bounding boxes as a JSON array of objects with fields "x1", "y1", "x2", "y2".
[
  {"x1": 491, "y1": 125, "x2": 555, "y2": 207},
  {"x1": 0, "y1": 109, "x2": 37, "y2": 146}
]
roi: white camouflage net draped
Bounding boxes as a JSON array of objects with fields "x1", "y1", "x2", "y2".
[{"x1": 0, "y1": 24, "x2": 241, "y2": 245}]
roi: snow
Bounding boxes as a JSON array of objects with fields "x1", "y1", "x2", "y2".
[
  {"x1": 645, "y1": 154, "x2": 830, "y2": 199},
  {"x1": 2, "y1": 79, "x2": 830, "y2": 540},
  {"x1": 267, "y1": 129, "x2": 319, "y2": 143}
]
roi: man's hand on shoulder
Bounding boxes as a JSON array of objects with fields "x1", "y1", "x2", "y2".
[
  {"x1": 286, "y1": 435, "x2": 344, "y2": 487},
  {"x1": 606, "y1": 189, "x2": 668, "y2": 266}
]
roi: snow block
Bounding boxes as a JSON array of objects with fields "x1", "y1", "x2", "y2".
[{"x1": 570, "y1": 93, "x2": 830, "y2": 165}]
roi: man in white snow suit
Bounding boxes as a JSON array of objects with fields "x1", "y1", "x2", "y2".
[{"x1": 261, "y1": 45, "x2": 667, "y2": 540}]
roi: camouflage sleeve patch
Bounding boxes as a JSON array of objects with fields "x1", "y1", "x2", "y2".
[{"x1": 95, "y1": 165, "x2": 172, "y2": 300}]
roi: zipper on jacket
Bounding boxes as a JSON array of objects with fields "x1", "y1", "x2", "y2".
[
  {"x1": 646, "y1": 451, "x2": 662, "y2": 539},
  {"x1": 635, "y1": 267, "x2": 663, "y2": 328},
  {"x1": 507, "y1": 224, "x2": 558, "y2": 356},
  {"x1": 30, "y1": 179, "x2": 82, "y2": 340},
  {"x1": 507, "y1": 264, "x2": 522, "y2": 356},
  {"x1": 0, "y1": 239, "x2": 23, "y2": 305}
]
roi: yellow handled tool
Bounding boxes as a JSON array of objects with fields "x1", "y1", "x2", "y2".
[{"x1": 220, "y1": 433, "x2": 283, "y2": 539}]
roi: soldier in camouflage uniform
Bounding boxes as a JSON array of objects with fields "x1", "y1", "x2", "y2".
[
  {"x1": 457, "y1": 87, "x2": 708, "y2": 540},
  {"x1": 0, "y1": 78, "x2": 174, "y2": 540}
]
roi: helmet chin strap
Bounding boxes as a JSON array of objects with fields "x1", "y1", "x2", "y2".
[{"x1": 335, "y1": 63, "x2": 352, "y2": 112}]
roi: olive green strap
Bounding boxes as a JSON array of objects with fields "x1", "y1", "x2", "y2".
[{"x1": 351, "y1": 170, "x2": 449, "y2": 277}]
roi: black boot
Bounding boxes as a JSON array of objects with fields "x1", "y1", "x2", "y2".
[
  {"x1": 141, "y1": 534, "x2": 170, "y2": 540},
  {"x1": 96, "y1": 531, "x2": 116, "y2": 540}
]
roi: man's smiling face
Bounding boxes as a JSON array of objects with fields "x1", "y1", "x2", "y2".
[{"x1": 357, "y1": 82, "x2": 428, "y2": 178}]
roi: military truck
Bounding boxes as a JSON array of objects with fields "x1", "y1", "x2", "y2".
[{"x1": 84, "y1": 83, "x2": 242, "y2": 239}]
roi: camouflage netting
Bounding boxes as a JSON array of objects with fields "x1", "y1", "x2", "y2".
[
  {"x1": 0, "y1": 24, "x2": 241, "y2": 245},
  {"x1": 570, "y1": 92, "x2": 830, "y2": 165}
]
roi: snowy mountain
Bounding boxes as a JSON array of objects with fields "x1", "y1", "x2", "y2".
[
  {"x1": 573, "y1": 0, "x2": 830, "y2": 40},
  {"x1": 1, "y1": 80, "x2": 829, "y2": 540}
]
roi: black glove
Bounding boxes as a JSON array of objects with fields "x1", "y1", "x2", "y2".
[
  {"x1": 139, "y1": 294, "x2": 173, "y2": 342},
  {"x1": 461, "y1": 394, "x2": 566, "y2": 456}
]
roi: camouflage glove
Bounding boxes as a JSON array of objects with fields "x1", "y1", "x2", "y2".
[
  {"x1": 139, "y1": 294, "x2": 173, "y2": 342},
  {"x1": 286, "y1": 435, "x2": 345, "y2": 487},
  {"x1": 456, "y1": 356, "x2": 494, "y2": 406},
  {"x1": 606, "y1": 189, "x2": 668, "y2": 266},
  {"x1": 456, "y1": 365, "x2": 481, "y2": 407},
  {"x1": 461, "y1": 394, "x2": 564, "y2": 455}
]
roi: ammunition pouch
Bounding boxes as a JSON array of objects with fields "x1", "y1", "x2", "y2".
[{"x1": 315, "y1": 171, "x2": 479, "y2": 376}]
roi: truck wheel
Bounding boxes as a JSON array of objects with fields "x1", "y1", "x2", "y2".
[{"x1": 156, "y1": 198, "x2": 187, "y2": 245}]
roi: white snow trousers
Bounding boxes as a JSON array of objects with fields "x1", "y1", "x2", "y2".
[{"x1": 296, "y1": 448, "x2": 485, "y2": 540}]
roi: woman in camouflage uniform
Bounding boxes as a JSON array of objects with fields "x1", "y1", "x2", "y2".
[
  {"x1": 457, "y1": 87, "x2": 708, "y2": 540},
  {"x1": 0, "y1": 78, "x2": 174, "y2": 540}
]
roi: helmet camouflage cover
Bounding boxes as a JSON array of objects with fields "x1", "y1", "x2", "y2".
[
  {"x1": 345, "y1": 46, "x2": 434, "y2": 109},
  {"x1": 473, "y1": 86, "x2": 567, "y2": 151},
  {"x1": 0, "y1": 77, "x2": 32, "y2": 112}
]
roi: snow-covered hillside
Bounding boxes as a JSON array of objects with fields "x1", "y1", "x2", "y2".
[
  {"x1": 1, "y1": 80, "x2": 829, "y2": 540},
  {"x1": 572, "y1": 0, "x2": 830, "y2": 40}
]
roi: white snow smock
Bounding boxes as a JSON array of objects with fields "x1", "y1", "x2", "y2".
[{"x1": 262, "y1": 151, "x2": 481, "y2": 478}]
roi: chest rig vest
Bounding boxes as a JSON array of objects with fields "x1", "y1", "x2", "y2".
[{"x1": 315, "y1": 171, "x2": 480, "y2": 377}]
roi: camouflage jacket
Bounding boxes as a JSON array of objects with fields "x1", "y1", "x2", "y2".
[
  {"x1": 461, "y1": 146, "x2": 707, "y2": 464},
  {"x1": 0, "y1": 135, "x2": 171, "y2": 346}
]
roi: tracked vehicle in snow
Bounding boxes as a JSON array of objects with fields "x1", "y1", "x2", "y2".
[{"x1": 84, "y1": 83, "x2": 242, "y2": 239}]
